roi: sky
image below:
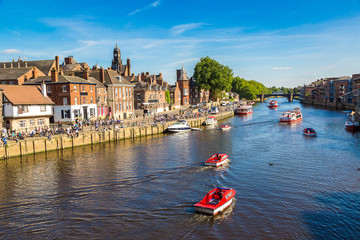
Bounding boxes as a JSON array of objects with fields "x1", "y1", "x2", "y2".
[{"x1": 1, "y1": 0, "x2": 360, "y2": 87}]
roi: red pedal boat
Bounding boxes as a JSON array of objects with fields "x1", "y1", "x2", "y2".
[
  {"x1": 303, "y1": 128, "x2": 317, "y2": 137},
  {"x1": 204, "y1": 153, "x2": 229, "y2": 167},
  {"x1": 220, "y1": 124, "x2": 231, "y2": 130},
  {"x1": 194, "y1": 187, "x2": 236, "y2": 215}
]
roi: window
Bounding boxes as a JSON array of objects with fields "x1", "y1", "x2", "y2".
[
  {"x1": 183, "y1": 88, "x2": 188, "y2": 96},
  {"x1": 90, "y1": 86, "x2": 93, "y2": 92},
  {"x1": 47, "y1": 86, "x2": 51, "y2": 93},
  {"x1": 116, "y1": 103, "x2": 119, "y2": 111},
  {"x1": 61, "y1": 110, "x2": 71, "y2": 119},
  {"x1": 90, "y1": 108, "x2": 95, "y2": 116},
  {"x1": 83, "y1": 97, "x2": 87, "y2": 104},
  {"x1": 74, "y1": 109, "x2": 80, "y2": 118},
  {"x1": 129, "y1": 102, "x2": 132, "y2": 110},
  {"x1": 126, "y1": 88, "x2": 128, "y2": 97},
  {"x1": 40, "y1": 105, "x2": 46, "y2": 112},
  {"x1": 18, "y1": 120, "x2": 26, "y2": 128},
  {"x1": 97, "y1": 96, "x2": 101, "y2": 103},
  {"x1": 127, "y1": 102, "x2": 129, "y2": 110},
  {"x1": 123, "y1": 88, "x2": 125, "y2": 98},
  {"x1": 18, "y1": 105, "x2": 29, "y2": 114},
  {"x1": 90, "y1": 97, "x2": 93, "y2": 104},
  {"x1": 120, "y1": 102, "x2": 122, "y2": 111},
  {"x1": 74, "y1": 97, "x2": 78, "y2": 105},
  {"x1": 62, "y1": 85, "x2": 67, "y2": 92},
  {"x1": 103, "y1": 88, "x2": 106, "y2": 94},
  {"x1": 137, "y1": 93, "x2": 141, "y2": 100},
  {"x1": 74, "y1": 85, "x2": 77, "y2": 92},
  {"x1": 98, "y1": 88, "x2": 100, "y2": 94},
  {"x1": 115, "y1": 88, "x2": 118, "y2": 98},
  {"x1": 63, "y1": 97, "x2": 68, "y2": 105},
  {"x1": 37, "y1": 119, "x2": 45, "y2": 125},
  {"x1": 82, "y1": 85, "x2": 85, "y2": 92},
  {"x1": 29, "y1": 120, "x2": 35, "y2": 127}
]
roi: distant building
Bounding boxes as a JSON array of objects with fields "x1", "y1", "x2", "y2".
[
  {"x1": 0, "y1": 66, "x2": 45, "y2": 85},
  {"x1": 111, "y1": 44, "x2": 131, "y2": 76},
  {"x1": 176, "y1": 66, "x2": 190, "y2": 105}
]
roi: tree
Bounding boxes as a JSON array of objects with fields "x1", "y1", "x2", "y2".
[
  {"x1": 165, "y1": 90, "x2": 171, "y2": 104},
  {"x1": 193, "y1": 57, "x2": 233, "y2": 100}
]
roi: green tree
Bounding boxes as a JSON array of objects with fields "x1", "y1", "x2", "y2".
[
  {"x1": 165, "y1": 90, "x2": 171, "y2": 104},
  {"x1": 193, "y1": 57, "x2": 233, "y2": 100}
]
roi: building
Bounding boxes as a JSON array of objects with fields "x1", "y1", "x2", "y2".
[
  {"x1": 168, "y1": 82, "x2": 181, "y2": 109},
  {"x1": 60, "y1": 56, "x2": 91, "y2": 74},
  {"x1": 0, "y1": 66, "x2": 45, "y2": 85},
  {"x1": 0, "y1": 56, "x2": 60, "y2": 76},
  {"x1": 24, "y1": 68, "x2": 97, "y2": 123},
  {"x1": 189, "y1": 77, "x2": 210, "y2": 104},
  {"x1": 1, "y1": 85, "x2": 54, "y2": 130},
  {"x1": 111, "y1": 44, "x2": 131, "y2": 76},
  {"x1": 176, "y1": 66, "x2": 190, "y2": 105},
  {"x1": 90, "y1": 68, "x2": 134, "y2": 119}
]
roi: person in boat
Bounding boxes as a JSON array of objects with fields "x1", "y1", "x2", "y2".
[{"x1": 216, "y1": 189, "x2": 223, "y2": 199}]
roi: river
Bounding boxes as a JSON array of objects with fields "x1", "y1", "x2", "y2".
[{"x1": 0, "y1": 98, "x2": 359, "y2": 239}]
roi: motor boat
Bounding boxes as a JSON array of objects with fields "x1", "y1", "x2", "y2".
[
  {"x1": 235, "y1": 104, "x2": 253, "y2": 115},
  {"x1": 268, "y1": 100, "x2": 278, "y2": 109},
  {"x1": 303, "y1": 128, "x2": 317, "y2": 137},
  {"x1": 204, "y1": 153, "x2": 229, "y2": 166},
  {"x1": 204, "y1": 116, "x2": 218, "y2": 125},
  {"x1": 194, "y1": 187, "x2": 236, "y2": 215},
  {"x1": 167, "y1": 120, "x2": 191, "y2": 132},
  {"x1": 280, "y1": 107, "x2": 302, "y2": 123},
  {"x1": 345, "y1": 111, "x2": 360, "y2": 132},
  {"x1": 211, "y1": 106, "x2": 219, "y2": 114},
  {"x1": 219, "y1": 124, "x2": 231, "y2": 130}
]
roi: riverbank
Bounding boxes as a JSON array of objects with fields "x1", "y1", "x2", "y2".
[
  {"x1": 0, "y1": 111, "x2": 234, "y2": 159},
  {"x1": 300, "y1": 99, "x2": 356, "y2": 110}
]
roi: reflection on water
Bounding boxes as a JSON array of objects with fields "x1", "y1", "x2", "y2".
[{"x1": 0, "y1": 98, "x2": 359, "y2": 239}]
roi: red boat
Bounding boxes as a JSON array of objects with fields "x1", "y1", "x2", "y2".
[
  {"x1": 204, "y1": 153, "x2": 229, "y2": 167},
  {"x1": 194, "y1": 187, "x2": 236, "y2": 215},
  {"x1": 303, "y1": 128, "x2": 317, "y2": 137},
  {"x1": 280, "y1": 107, "x2": 302, "y2": 123},
  {"x1": 220, "y1": 124, "x2": 231, "y2": 130},
  {"x1": 268, "y1": 100, "x2": 278, "y2": 109},
  {"x1": 345, "y1": 111, "x2": 360, "y2": 132}
]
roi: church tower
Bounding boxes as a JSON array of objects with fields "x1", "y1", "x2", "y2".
[{"x1": 111, "y1": 43, "x2": 122, "y2": 72}]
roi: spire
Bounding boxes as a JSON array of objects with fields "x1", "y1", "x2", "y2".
[{"x1": 179, "y1": 65, "x2": 189, "y2": 81}]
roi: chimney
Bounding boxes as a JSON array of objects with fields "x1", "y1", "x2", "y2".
[
  {"x1": 127, "y1": 58, "x2": 131, "y2": 76},
  {"x1": 51, "y1": 68, "x2": 58, "y2": 82},
  {"x1": 146, "y1": 72, "x2": 149, "y2": 76},
  {"x1": 82, "y1": 69, "x2": 89, "y2": 80},
  {"x1": 55, "y1": 56, "x2": 60, "y2": 71},
  {"x1": 3, "y1": 63, "x2": 5, "y2": 68},
  {"x1": 159, "y1": 73, "x2": 163, "y2": 79},
  {"x1": 32, "y1": 67, "x2": 37, "y2": 79},
  {"x1": 177, "y1": 69, "x2": 181, "y2": 81},
  {"x1": 17, "y1": 62, "x2": 20, "y2": 68},
  {"x1": 24, "y1": 61, "x2": 27, "y2": 67},
  {"x1": 99, "y1": 67, "x2": 105, "y2": 83},
  {"x1": 141, "y1": 72, "x2": 145, "y2": 81},
  {"x1": 59, "y1": 69, "x2": 64, "y2": 76},
  {"x1": 41, "y1": 81, "x2": 47, "y2": 97},
  {"x1": 10, "y1": 63, "x2": 13, "y2": 68}
]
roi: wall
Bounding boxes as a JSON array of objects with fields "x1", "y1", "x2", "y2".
[{"x1": 0, "y1": 111, "x2": 234, "y2": 159}]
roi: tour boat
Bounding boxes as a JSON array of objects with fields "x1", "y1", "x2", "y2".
[
  {"x1": 167, "y1": 120, "x2": 191, "y2": 132},
  {"x1": 204, "y1": 116, "x2": 218, "y2": 125},
  {"x1": 303, "y1": 128, "x2": 317, "y2": 137},
  {"x1": 194, "y1": 187, "x2": 236, "y2": 215},
  {"x1": 268, "y1": 100, "x2": 278, "y2": 109},
  {"x1": 211, "y1": 106, "x2": 219, "y2": 114},
  {"x1": 280, "y1": 107, "x2": 302, "y2": 123},
  {"x1": 204, "y1": 153, "x2": 229, "y2": 166},
  {"x1": 345, "y1": 111, "x2": 360, "y2": 132},
  {"x1": 235, "y1": 104, "x2": 253, "y2": 115},
  {"x1": 220, "y1": 124, "x2": 231, "y2": 130}
]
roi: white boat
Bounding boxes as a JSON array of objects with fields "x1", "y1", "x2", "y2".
[
  {"x1": 280, "y1": 107, "x2": 302, "y2": 123},
  {"x1": 235, "y1": 104, "x2": 253, "y2": 115},
  {"x1": 204, "y1": 116, "x2": 217, "y2": 125},
  {"x1": 167, "y1": 120, "x2": 191, "y2": 133}
]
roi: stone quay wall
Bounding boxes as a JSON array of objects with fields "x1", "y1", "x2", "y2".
[
  {"x1": 0, "y1": 111, "x2": 234, "y2": 160},
  {"x1": 300, "y1": 99, "x2": 356, "y2": 110}
]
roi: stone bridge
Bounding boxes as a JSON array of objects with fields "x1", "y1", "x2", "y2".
[{"x1": 257, "y1": 93, "x2": 300, "y2": 103}]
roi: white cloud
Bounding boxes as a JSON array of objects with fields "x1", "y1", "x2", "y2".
[
  {"x1": 2, "y1": 49, "x2": 21, "y2": 54},
  {"x1": 170, "y1": 23, "x2": 205, "y2": 35},
  {"x1": 128, "y1": 1, "x2": 161, "y2": 16},
  {"x1": 272, "y1": 67, "x2": 292, "y2": 70}
]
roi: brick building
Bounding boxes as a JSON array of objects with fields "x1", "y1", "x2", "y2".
[
  {"x1": 0, "y1": 66, "x2": 45, "y2": 85},
  {"x1": 176, "y1": 66, "x2": 190, "y2": 105},
  {"x1": 168, "y1": 82, "x2": 181, "y2": 109}
]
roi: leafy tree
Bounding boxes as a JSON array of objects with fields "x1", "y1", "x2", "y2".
[
  {"x1": 165, "y1": 90, "x2": 171, "y2": 104},
  {"x1": 193, "y1": 57, "x2": 233, "y2": 100}
]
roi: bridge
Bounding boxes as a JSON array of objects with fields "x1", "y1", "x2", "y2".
[{"x1": 257, "y1": 93, "x2": 300, "y2": 103}]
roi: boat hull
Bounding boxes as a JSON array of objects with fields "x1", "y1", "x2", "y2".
[
  {"x1": 168, "y1": 127, "x2": 191, "y2": 132},
  {"x1": 280, "y1": 117, "x2": 302, "y2": 123},
  {"x1": 303, "y1": 132, "x2": 317, "y2": 137},
  {"x1": 236, "y1": 111, "x2": 253, "y2": 115},
  {"x1": 194, "y1": 197, "x2": 234, "y2": 215},
  {"x1": 204, "y1": 158, "x2": 228, "y2": 166},
  {"x1": 345, "y1": 124, "x2": 360, "y2": 132}
]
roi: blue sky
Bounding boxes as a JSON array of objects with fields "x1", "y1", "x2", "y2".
[{"x1": 1, "y1": 0, "x2": 360, "y2": 87}]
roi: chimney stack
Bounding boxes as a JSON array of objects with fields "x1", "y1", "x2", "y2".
[
  {"x1": 99, "y1": 67, "x2": 105, "y2": 83},
  {"x1": 32, "y1": 67, "x2": 37, "y2": 79},
  {"x1": 59, "y1": 69, "x2": 64, "y2": 76},
  {"x1": 141, "y1": 72, "x2": 145, "y2": 81},
  {"x1": 41, "y1": 81, "x2": 47, "y2": 97},
  {"x1": 51, "y1": 68, "x2": 58, "y2": 82},
  {"x1": 17, "y1": 62, "x2": 20, "y2": 68},
  {"x1": 127, "y1": 58, "x2": 131, "y2": 76},
  {"x1": 24, "y1": 61, "x2": 27, "y2": 67},
  {"x1": 3, "y1": 63, "x2": 6, "y2": 68},
  {"x1": 82, "y1": 69, "x2": 89, "y2": 80},
  {"x1": 10, "y1": 63, "x2": 13, "y2": 68},
  {"x1": 55, "y1": 56, "x2": 60, "y2": 71}
]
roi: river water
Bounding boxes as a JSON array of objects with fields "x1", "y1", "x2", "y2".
[{"x1": 0, "y1": 98, "x2": 359, "y2": 240}]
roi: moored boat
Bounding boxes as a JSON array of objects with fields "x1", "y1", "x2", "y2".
[
  {"x1": 220, "y1": 124, "x2": 231, "y2": 130},
  {"x1": 204, "y1": 116, "x2": 218, "y2": 125},
  {"x1": 204, "y1": 153, "x2": 229, "y2": 166},
  {"x1": 280, "y1": 107, "x2": 302, "y2": 123},
  {"x1": 235, "y1": 104, "x2": 253, "y2": 115},
  {"x1": 303, "y1": 128, "x2": 317, "y2": 137},
  {"x1": 345, "y1": 111, "x2": 360, "y2": 132},
  {"x1": 167, "y1": 120, "x2": 191, "y2": 132},
  {"x1": 268, "y1": 100, "x2": 278, "y2": 109},
  {"x1": 194, "y1": 187, "x2": 236, "y2": 215},
  {"x1": 210, "y1": 106, "x2": 219, "y2": 114}
]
